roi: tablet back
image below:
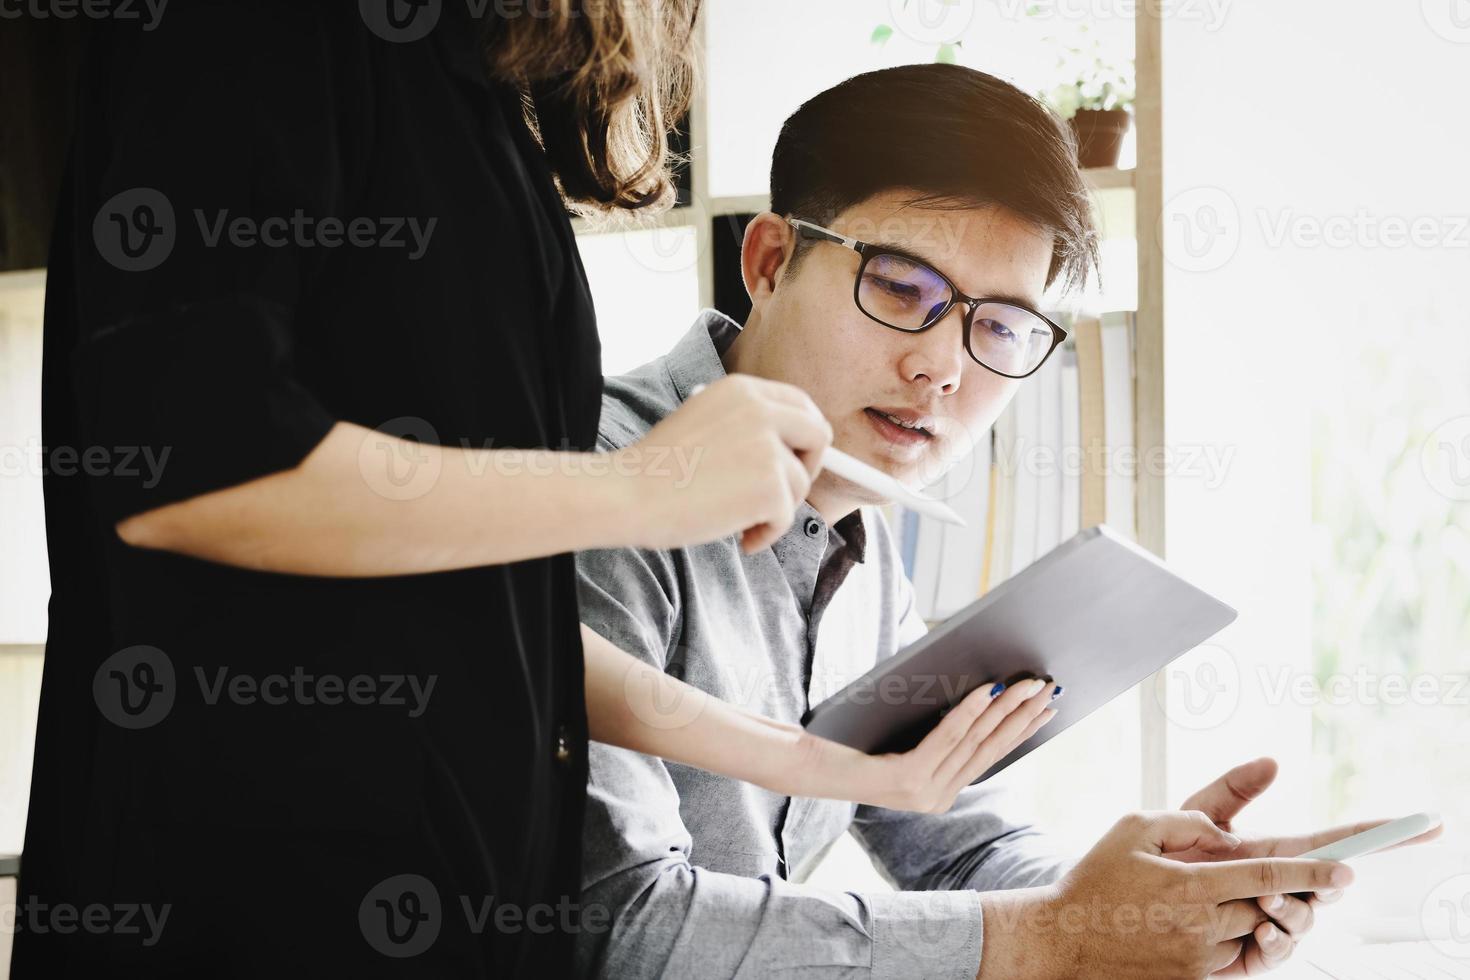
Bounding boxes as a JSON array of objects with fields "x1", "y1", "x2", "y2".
[{"x1": 801, "y1": 525, "x2": 1237, "y2": 783}]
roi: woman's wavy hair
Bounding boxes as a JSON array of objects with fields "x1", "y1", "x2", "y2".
[{"x1": 484, "y1": 0, "x2": 701, "y2": 218}]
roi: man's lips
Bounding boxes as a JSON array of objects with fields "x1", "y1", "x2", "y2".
[{"x1": 864, "y1": 407, "x2": 935, "y2": 447}]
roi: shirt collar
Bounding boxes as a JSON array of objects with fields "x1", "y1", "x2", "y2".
[{"x1": 667, "y1": 309, "x2": 868, "y2": 565}]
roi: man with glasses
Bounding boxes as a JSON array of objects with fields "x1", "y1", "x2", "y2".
[{"x1": 574, "y1": 64, "x2": 1344, "y2": 979}]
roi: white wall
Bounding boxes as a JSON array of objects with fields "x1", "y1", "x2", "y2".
[{"x1": 1160, "y1": 0, "x2": 1470, "y2": 944}]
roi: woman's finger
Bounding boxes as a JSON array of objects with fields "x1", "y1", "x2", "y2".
[
  {"x1": 904, "y1": 680, "x2": 1009, "y2": 772},
  {"x1": 945, "y1": 706, "x2": 1058, "y2": 798},
  {"x1": 931, "y1": 678, "x2": 1047, "y2": 786}
]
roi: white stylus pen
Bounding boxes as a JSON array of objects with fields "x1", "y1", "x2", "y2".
[
  {"x1": 1297, "y1": 811, "x2": 1441, "y2": 861},
  {"x1": 820, "y1": 446, "x2": 966, "y2": 527}
]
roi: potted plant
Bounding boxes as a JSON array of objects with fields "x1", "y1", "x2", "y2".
[{"x1": 1041, "y1": 34, "x2": 1136, "y2": 169}]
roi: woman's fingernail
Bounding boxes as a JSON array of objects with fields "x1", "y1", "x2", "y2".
[
  {"x1": 1050, "y1": 685, "x2": 1064, "y2": 700},
  {"x1": 989, "y1": 682, "x2": 1006, "y2": 697}
]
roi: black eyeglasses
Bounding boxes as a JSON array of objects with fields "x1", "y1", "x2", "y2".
[{"x1": 787, "y1": 217, "x2": 1067, "y2": 380}]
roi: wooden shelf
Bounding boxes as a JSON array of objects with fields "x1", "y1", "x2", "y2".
[{"x1": 1083, "y1": 166, "x2": 1137, "y2": 192}]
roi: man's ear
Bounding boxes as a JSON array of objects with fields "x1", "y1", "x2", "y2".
[{"x1": 741, "y1": 212, "x2": 794, "y2": 309}]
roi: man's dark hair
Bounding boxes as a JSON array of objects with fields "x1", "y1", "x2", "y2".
[{"x1": 770, "y1": 63, "x2": 1099, "y2": 294}]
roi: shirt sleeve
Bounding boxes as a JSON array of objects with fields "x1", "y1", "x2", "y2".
[
  {"x1": 574, "y1": 544, "x2": 989, "y2": 979},
  {"x1": 65, "y1": 3, "x2": 367, "y2": 523}
]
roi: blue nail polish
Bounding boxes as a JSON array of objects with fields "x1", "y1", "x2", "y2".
[
  {"x1": 989, "y1": 682, "x2": 1006, "y2": 697},
  {"x1": 1050, "y1": 685, "x2": 1064, "y2": 700}
]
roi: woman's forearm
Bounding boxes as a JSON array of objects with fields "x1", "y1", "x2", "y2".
[
  {"x1": 113, "y1": 375, "x2": 832, "y2": 576},
  {"x1": 581, "y1": 624, "x2": 856, "y2": 798},
  {"x1": 116, "y1": 422, "x2": 652, "y2": 576}
]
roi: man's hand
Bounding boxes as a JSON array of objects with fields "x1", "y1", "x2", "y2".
[
  {"x1": 980, "y1": 810, "x2": 1354, "y2": 979},
  {"x1": 1168, "y1": 757, "x2": 1445, "y2": 975}
]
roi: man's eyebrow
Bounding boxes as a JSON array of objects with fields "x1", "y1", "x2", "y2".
[{"x1": 867, "y1": 238, "x2": 1043, "y2": 310}]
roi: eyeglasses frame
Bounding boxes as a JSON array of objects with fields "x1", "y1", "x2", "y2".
[{"x1": 785, "y1": 216, "x2": 1068, "y2": 380}]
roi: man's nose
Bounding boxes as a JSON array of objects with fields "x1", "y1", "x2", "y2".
[{"x1": 898, "y1": 305, "x2": 967, "y2": 394}]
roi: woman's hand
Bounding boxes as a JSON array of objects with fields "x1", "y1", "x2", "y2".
[
  {"x1": 585, "y1": 624, "x2": 1060, "y2": 812},
  {"x1": 620, "y1": 374, "x2": 833, "y2": 553},
  {"x1": 789, "y1": 676, "x2": 1060, "y2": 812}
]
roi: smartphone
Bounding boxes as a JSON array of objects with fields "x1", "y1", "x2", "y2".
[{"x1": 1298, "y1": 811, "x2": 1441, "y2": 862}]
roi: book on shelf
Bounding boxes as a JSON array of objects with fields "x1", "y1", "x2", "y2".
[{"x1": 886, "y1": 310, "x2": 1138, "y2": 623}]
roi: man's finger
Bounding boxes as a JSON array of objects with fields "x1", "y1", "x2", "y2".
[
  {"x1": 1128, "y1": 810, "x2": 1242, "y2": 856},
  {"x1": 1251, "y1": 919, "x2": 1297, "y2": 969},
  {"x1": 1256, "y1": 891, "x2": 1314, "y2": 937},
  {"x1": 1176, "y1": 756, "x2": 1278, "y2": 831},
  {"x1": 1199, "y1": 857, "x2": 1352, "y2": 900},
  {"x1": 1211, "y1": 898, "x2": 1270, "y2": 942}
]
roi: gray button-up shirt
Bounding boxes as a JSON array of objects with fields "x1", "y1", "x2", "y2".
[{"x1": 575, "y1": 311, "x2": 1077, "y2": 980}]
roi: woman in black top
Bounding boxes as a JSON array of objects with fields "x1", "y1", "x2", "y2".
[{"x1": 18, "y1": 3, "x2": 1037, "y2": 976}]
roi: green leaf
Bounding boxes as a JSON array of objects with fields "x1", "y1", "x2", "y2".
[
  {"x1": 871, "y1": 23, "x2": 894, "y2": 45},
  {"x1": 936, "y1": 42, "x2": 959, "y2": 64}
]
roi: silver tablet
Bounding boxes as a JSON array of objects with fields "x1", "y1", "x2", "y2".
[{"x1": 802, "y1": 525, "x2": 1237, "y2": 783}]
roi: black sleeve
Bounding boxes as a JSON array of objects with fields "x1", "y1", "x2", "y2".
[{"x1": 66, "y1": 1, "x2": 373, "y2": 523}]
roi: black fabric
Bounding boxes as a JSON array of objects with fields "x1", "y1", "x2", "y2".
[{"x1": 18, "y1": 2, "x2": 600, "y2": 976}]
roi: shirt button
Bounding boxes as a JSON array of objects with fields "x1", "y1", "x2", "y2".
[
  {"x1": 803, "y1": 518, "x2": 823, "y2": 538},
  {"x1": 555, "y1": 724, "x2": 571, "y2": 765}
]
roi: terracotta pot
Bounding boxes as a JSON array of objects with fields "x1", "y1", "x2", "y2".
[{"x1": 1070, "y1": 108, "x2": 1132, "y2": 168}]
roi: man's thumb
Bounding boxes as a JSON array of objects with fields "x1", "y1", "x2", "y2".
[{"x1": 1133, "y1": 809, "x2": 1243, "y2": 856}]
